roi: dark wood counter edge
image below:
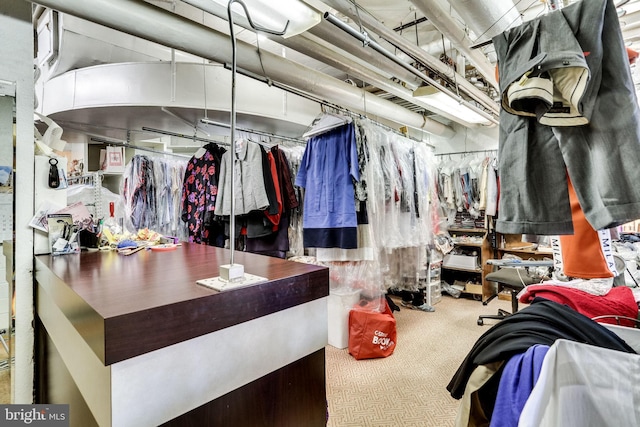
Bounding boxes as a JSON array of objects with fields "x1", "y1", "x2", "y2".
[
  {"x1": 35, "y1": 256, "x2": 329, "y2": 366},
  {"x1": 105, "y1": 268, "x2": 328, "y2": 364}
]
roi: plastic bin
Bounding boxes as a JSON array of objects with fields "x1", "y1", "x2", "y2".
[{"x1": 327, "y1": 289, "x2": 361, "y2": 349}]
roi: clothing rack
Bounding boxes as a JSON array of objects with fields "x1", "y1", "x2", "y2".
[
  {"x1": 435, "y1": 149, "x2": 497, "y2": 157},
  {"x1": 199, "y1": 118, "x2": 306, "y2": 145},
  {"x1": 228, "y1": 63, "x2": 435, "y2": 147},
  {"x1": 320, "y1": 103, "x2": 436, "y2": 148},
  {"x1": 140, "y1": 127, "x2": 230, "y2": 147},
  {"x1": 90, "y1": 137, "x2": 192, "y2": 158}
]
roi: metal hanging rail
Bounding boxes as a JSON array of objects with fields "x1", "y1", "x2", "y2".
[
  {"x1": 89, "y1": 137, "x2": 191, "y2": 158},
  {"x1": 197, "y1": 119, "x2": 306, "y2": 144},
  {"x1": 227, "y1": 63, "x2": 435, "y2": 146},
  {"x1": 141, "y1": 127, "x2": 230, "y2": 146}
]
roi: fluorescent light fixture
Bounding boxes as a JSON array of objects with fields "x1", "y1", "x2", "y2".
[
  {"x1": 210, "y1": 0, "x2": 321, "y2": 38},
  {"x1": 413, "y1": 86, "x2": 492, "y2": 125}
]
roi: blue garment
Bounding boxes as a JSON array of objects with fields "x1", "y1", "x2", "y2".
[
  {"x1": 490, "y1": 344, "x2": 550, "y2": 427},
  {"x1": 295, "y1": 123, "x2": 360, "y2": 249}
]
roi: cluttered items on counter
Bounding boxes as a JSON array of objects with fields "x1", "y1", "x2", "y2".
[
  {"x1": 47, "y1": 213, "x2": 79, "y2": 255},
  {"x1": 98, "y1": 228, "x2": 181, "y2": 255},
  {"x1": 33, "y1": 199, "x2": 182, "y2": 256}
]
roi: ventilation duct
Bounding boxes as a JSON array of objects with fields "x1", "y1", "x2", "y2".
[
  {"x1": 448, "y1": 0, "x2": 522, "y2": 42},
  {"x1": 24, "y1": 0, "x2": 454, "y2": 137}
]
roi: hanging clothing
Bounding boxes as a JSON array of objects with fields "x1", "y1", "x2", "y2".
[
  {"x1": 271, "y1": 145, "x2": 298, "y2": 211},
  {"x1": 315, "y1": 202, "x2": 375, "y2": 262},
  {"x1": 295, "y1": 123, "x2": 360, "y2": 249},
  {"x1": 215, "y1": 140, "x2": 270, "y2": 216},
  {"x1": 493, "y1": 0, "x2": 640, "y2": 234},
  {"x1": 181, "y1": 143, "x2": 225, "y2": 245},
  {"x1": 122, "y1": 154, "x2": 157, "y2": 230},
  {"x1": 245, "y1": 212, "x2": 291, "y2": 259},
  {"x1": 244, "y1": 146, "x2": 297, "y2": 258}
]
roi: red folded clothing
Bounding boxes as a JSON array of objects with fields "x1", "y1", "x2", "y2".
[{"x1": 519, "y1": 284, "x2": 639, "y2": 327}]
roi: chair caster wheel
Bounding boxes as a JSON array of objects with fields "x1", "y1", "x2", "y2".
[{"x1": 477, "y1": 318, "x2": 484, "y2": 326}]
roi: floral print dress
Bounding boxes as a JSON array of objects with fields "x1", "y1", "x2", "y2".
[{"x1": 181, "y1": 143, "x2": 225, "y2": 244}]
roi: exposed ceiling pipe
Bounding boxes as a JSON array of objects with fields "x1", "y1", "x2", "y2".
[
  {"x1": 180, "y1": 0, "x2": 479, "y2": 125},
  {"x1": 181, "y1": 0, "x2": 423, "y2": 90},
  {"x1": 24, "y1": 0, "x2": 454, "y2": 137},
  {"x1": 279, "y1": 33, "x2": 485, "y2": 126},
  {"x1": 324, "y1": 12, "x2": 498, "y2": 125},
  {"x1": 448, "y1": 0, "x2": 522, "y2": 43},
  {"x1": 409, "y1": 0, "x2": 499, "y2": 89},
  {"x1": 417, "y1": 39, "x2": 457, "y2": 58},
  {"x1": 320, "y1": 0, "x2": 499, "y2": 114},
  {"x1": 306, "y1": 21, "x2": 423, "y2": 90}
]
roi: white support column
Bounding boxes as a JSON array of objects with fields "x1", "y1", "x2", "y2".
[{"x1": 0, "y1": 0, "x2": 36, "y2": 403}]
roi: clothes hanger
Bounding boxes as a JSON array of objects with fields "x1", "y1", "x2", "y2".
[
  {"x1": 193, "y1": 134, "x2": 207, "y2": 158},
  {"x1": 302, "y1": 111, "x2": 352, "y2": 140}
]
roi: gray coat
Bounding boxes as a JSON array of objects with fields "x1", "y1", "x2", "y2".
[{"x1": 215, "y1": 140, "x2": 269, "y2": 216}]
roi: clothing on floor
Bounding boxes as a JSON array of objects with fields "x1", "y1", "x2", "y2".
[
  {"x1": 518, "y1": 284, "x2": 638, "y2": 327},
  {"x1": 489, "y1": 345, "x2": 549, "y2": 427},
  {"x1": 447, "y1": 298, "x2": 636, "y2": 400},
  {"x1": 519, "y1": 339, "x2": 640, "y2": 427}
]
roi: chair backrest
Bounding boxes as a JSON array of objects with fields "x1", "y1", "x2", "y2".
[{"x1": 485, "y1": 267, "x2": 537, "y2": 290}]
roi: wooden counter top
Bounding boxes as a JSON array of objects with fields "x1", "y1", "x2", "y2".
[{"x1": 35, "y1": 244, "x2": 328, "y2": 365}]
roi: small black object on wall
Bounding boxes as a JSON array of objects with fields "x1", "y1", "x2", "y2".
[{"x1": 48, "y1": 157, "x2": 60, "y2": 188}]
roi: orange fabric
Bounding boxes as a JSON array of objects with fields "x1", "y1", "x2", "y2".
[
  {"x1": 627, "y1": 47, "x2": 639, "y2": 65},
  {"x1": 559, "y1": 177, "x2": 614, "y2": 279}
]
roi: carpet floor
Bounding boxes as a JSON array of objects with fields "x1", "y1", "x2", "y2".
[
  {"x1": 0, "y1": 295, "x2": 514, "y2": 418},
  {"x1": 0, "y1": 335, "x2": 9, "y2": 404},
  {"x1": 326, "y1": 294, "x2": 514, "y2": 427}
]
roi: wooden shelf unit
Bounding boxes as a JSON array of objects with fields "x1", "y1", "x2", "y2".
[{"x1": 444, "y1": 227, "x2": 494, "y2": 301}]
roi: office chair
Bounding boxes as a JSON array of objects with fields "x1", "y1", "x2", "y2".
[
  {"x1": 477, "y1": 260, "x2": 552, "y2": 326},
  {"x1": 477, "y1": 255, "x2": 631, "y2": 326}
]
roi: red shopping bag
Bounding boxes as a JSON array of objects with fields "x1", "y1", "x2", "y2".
[{"x1": 348, "y1": 298, "x2": 397, "y2": 360}]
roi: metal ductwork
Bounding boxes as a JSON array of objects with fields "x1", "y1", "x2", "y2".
[
  {"x1": 278, "y1": 33, "x2": 486, "y2": 126},
  {"x1": 323, "y1": 12, "x2": 497, "y2": 125},
  {"x1": 25, "y1": 0, "x2": 454, "y2": 137},
  {"x1": 181, "y1": 0, "x2": 481, "y2": 126},
  {"x1": 448, "y1": 0, "x2": 522, "y2": 42},
  {"x1": 320, "y1": 0, "x2": 498, "y2": 114},
  {"x1": 182, "y1": 0, "x2": 424, "y2": 89},
  {"x1": 306, "y1": 21, "x2": 424, "y2": 90},
  {"x1": 409, "y1": 0, "x2": 499, "y2": 89}
]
